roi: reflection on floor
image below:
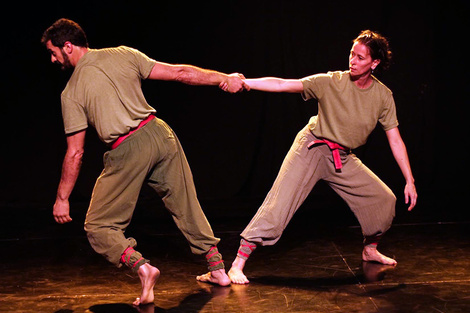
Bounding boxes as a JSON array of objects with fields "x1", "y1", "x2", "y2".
[{"x1": 1, "y1": 208, "x2": 470, "y2": 313}]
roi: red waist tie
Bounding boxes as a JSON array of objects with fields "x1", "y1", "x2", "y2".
[
  {"x1": 110, "y1": 115, "x2": 156, "y2": 150},
  {"x1": 307, "y1": 139, "x2": 349, "y2": 170}
]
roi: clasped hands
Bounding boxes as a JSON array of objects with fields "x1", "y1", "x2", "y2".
[{"x1": 219, "y1": 73, "x2": 250, "y2": 93}]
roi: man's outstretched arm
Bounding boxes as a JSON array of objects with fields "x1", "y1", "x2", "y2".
[
  {"x1": 53, "y1": 129, "x2": 86, "y2": 224},
  {"x1": 147, "y1": 61, "x2": 247, "y2": 93}
]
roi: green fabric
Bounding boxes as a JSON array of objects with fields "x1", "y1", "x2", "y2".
[
  {"x1": 241, "y1": 125, "x2": 396, "y2": 246},
  {"x1": 301, "y1": 71, "x2": 398, "y2": 149},
  {"x1": 84, "y1": 118, "x2": 221, "y2": 268},
  {"x1": 61, "y1": 46, "x2": 157, "y2": 144}
]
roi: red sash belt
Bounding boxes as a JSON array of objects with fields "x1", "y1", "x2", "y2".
[
  {"x1": 110, "y1": 115, "x2": 156, "y2": 150},
  {"x1": 307, "y1": 139, "x2": 349, "y2": 170}
]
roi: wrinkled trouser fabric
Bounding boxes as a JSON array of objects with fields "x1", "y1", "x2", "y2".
[
  {"x1": 241, "y1": 125, "x2": 396, "y2": 246},
  {"x1": 84, "y1": 118, "x2": 220, "y2": 270}
]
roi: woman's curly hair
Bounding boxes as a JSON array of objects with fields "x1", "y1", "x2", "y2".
[{"x1": 354, "y1": 30, "x2": 392, "y2": 72}]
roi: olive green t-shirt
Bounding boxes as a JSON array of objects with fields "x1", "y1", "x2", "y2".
[
  {"x1": 301, "y1": 71, "x2": 398, "y2": 149},
  {"x1": 61, "y1": 46, "x2": 157, "y2": 144}
]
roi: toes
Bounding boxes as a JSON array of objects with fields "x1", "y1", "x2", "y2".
[
  {"x1": 231, "y1": 276, "x2": 249, "y2": 284},
  {"x1": 228, "y1": 270, "x2": 249, "y2": 284},
  {"x1": 196, "y1": 273, "x2": 211, "y2": 282}
]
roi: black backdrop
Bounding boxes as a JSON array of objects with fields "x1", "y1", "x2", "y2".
[{"x1": 2, "y1": 0, "x2": 468, "y2": 224}]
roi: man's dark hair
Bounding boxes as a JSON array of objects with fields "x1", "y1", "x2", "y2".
[
  {"x1": 41, "y1": 18, "x2": 88, "y2": 48},
  {"x1": 353, "y1": 30, "x2": 392, "y2": 72}
]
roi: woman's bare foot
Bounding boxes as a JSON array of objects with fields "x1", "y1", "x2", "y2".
[
  {"x1": 228, "y1": 257, "x2": 250, "y2": 284},
  {"x1": 362, "y1": 245, "x2": 397, "y2": 265},
  {"x1": 133, "y1": 263, "x2": 160, "y2": 306},
  {"x1": 196, "y1": 268, "x2": 231, "y2": 286}
]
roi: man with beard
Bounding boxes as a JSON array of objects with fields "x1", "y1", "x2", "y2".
[{"x1": 42, "y1": 18, "x2": 247, "y2": 305}]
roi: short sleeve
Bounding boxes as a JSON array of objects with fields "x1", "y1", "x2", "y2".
[
  {"x1": 125, "y1": 46, "x2": 157, "y2": 79},
  {"x1": 300, "y1": 73, "x2": 333, "y2": 101},
  {"x1": 379, "y1": 92, "x2": 399, "y2": 131},
  {"x1": 61, "y1": 94, "x2": 88, "y2": 134}
]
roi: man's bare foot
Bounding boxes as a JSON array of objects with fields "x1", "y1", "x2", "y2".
[
  {"x1": 228, "y1": 257, "x2": 249, "y2": 284},
  {"x1": 133, "y1": 263, "x2": 160, "y2": 306},
  {"x1": 196, "y1": 268, "x2": 231, "y2": 286},
  {"x1": 362, "y1": 245, "x2": 397, "y2": 266}
]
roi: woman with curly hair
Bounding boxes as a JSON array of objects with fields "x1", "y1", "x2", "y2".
[{"x1": 222, "y1": 30, "x2": 418, "y2": 284}]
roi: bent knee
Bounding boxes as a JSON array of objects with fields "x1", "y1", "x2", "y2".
[
  {"x1": 84, "y1": 222, "x2": 101, "y2": 238},
  {"x1": 378, "y1": 190, "x2": 396, "y2": 229},
  {"x1": 378, "y1": 186, "x2": 396, "y2": 207},
  {"x1": 385, "y1": 190, "x2": 397, "y2": 206}
]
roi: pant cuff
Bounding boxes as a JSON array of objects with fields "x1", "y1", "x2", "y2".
[
  {"x1": 237, "y1": 238, "x2": 257, "y2": 261},
  {"x1": 121, "y1": 246, "x2": 149, "y2": 273},
  {"x1": 206, "y1": 246, "x2": 225, "y2": 271},
  {"x1": 364, "y1": 235, "x2": 382, "y2": 246}
]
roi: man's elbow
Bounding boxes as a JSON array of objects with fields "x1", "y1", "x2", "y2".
[
  {"x1": 66, "y1": 147, "x2": 84, "y2": 161},
  {"x1": 173, "y1": 65, "x2": 201, "y2": 85},
  {"x1": 172, "y1": 66, "x2": 189, "y2": 84}
]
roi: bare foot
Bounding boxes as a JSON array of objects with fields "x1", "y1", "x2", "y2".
[
  {"x1": 133, "y1": 263, "x2": 160, "y2": 306},
  {"x1": 362, "y1": 245, "x2": 397, "y2": 266},
  {"x1": 196, "y1": 269, "x2": 231, "y2": 286},
  {"x1": 228, "y1": 257, "x2": 249, "y2": 284},
  {"x1": 228, "y1": 267, "x2": 250, "y2": 284}
]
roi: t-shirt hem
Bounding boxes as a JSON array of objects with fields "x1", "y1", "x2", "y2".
[{"x1": 65, "y1": 124, "x2": 88, "y2": 135}]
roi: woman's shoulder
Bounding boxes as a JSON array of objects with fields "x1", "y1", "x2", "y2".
[
  {"x1": 372, "y1": 75, "x2": 393, "y2": 95},
  {"x1": 301, "y1": 70, "x2": 348, "y2": 84}
]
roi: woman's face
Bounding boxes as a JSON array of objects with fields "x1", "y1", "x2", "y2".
[{"x1": 349, "y1": 41, "x2": 380, "y2": 78}]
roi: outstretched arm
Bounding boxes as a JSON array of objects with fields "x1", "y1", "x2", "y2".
[
  {"x1": 220, "y1": 77, "x2": 303, "y2": 93},
  {"x1": 53, "y1": 129, "x2": 86, "y2": 224},
  {"x1": 246, "y1": 77, "x2": 304, "y2": 93},
  {"x1": 147, "y1": 61, "x2": 247, "y2": 93},
  {"x1": 385, "y1": 127, "x2": 417, "y2": 211}
]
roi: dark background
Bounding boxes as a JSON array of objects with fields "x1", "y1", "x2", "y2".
[{"x1": 1, "y1": 0, "x2": 469, "y2": 238}]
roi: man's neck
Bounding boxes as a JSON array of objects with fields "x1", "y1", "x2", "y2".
[{"x1": 71, "y1": 47, "x2": 89, "y2": 67}]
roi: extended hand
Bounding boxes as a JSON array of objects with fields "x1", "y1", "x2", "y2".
[
  {"x1": 219, "y1": 73, "x2": 250, "y2": 93},
  {"x1": 404, "y1": 182, "x2": 417, "y2": 211},
  {"x1": 53, "y1": 198, "x2": 73, "y2": 224}
]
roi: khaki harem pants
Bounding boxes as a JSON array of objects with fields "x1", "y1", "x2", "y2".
[
  {"x1": 84, "y1": 117, "x2": 220, "y2": 269},
  {"x1": 241, "y1": 125, "x2": 396, "y2": 246}
]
